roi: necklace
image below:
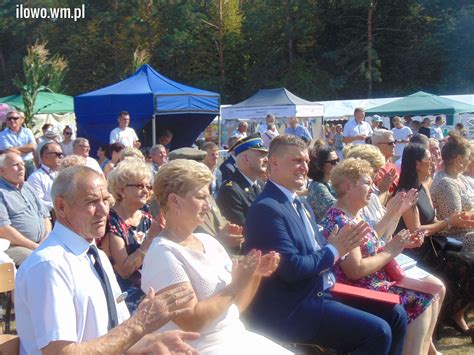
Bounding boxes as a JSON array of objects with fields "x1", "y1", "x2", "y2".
[{"x1": 163, "y1": 230, "x2": 204, "y2": 252}]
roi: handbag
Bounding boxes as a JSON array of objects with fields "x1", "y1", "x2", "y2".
[
  {"x1": 384, "y1": 258, "x2": 406, "y2": 281},
  {"x1": 431, "y1": 235, "x2": 463, "y2": 252}
]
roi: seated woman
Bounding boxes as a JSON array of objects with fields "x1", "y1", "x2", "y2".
[
  {"x1": 431, "y1": 132, "x2": 474, "y2": 249},
  {"x1": 321, "y1": 158, "x2": 443, "y2": 355},
  {"x1": 307, "y1": 144, "x2": 338, "y2": 223},
  {"x1": 101, "y1": 159, "x2": 161, "y2": 313},
  {"x1": 141, "y1": 159, "x2": 291, "y2": 354},
  {"x1": 345, "y1": 144, "x2": 417, "y2": 240},
  {"x1": 103, "y1": 142, "x2": 125, "y2": 176},
  {"x1": 398, "y1": 141, "x2": 474, "y2": 336}
]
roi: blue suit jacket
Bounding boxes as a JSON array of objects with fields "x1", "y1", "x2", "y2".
[{"x1": 243, "y1": 181, "x2": 336, "y2": 342}]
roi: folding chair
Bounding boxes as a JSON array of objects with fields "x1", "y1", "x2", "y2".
[{"x1": 0, "y1": 263, "x2": 15, "y2": 334}]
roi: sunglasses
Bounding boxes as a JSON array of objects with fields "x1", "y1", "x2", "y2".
[
  {"x1": 325, "y1": 158, "x2": 340, "y2": 166},
  {"x1": 381, "y1": 141, "x2": 396, "y2": 146},
  {"x1": 126, "y1": 183, "x2": 153, "y2": 190},
  {"x1": 46, "y1": 152, "x2": 64, "y2": 158},
  {"x1": 6, "y1": 116, "x2": 21, "y2": 121}
]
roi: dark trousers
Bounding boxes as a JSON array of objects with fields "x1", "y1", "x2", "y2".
[{"x1": 311, "y1": 292, "x2": 407, "y2": 355}]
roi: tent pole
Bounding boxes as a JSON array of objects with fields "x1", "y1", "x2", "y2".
[
  {"x1": 217, "y1": 114, "x2": 221, "y2": 147},
  {"x1": 152, "y1": 115, "x2": 156, "y2": 146}
]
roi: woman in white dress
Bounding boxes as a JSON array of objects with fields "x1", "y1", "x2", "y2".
[{"x1": 141, "y1": 159, "x2": 292, "y2": 355}]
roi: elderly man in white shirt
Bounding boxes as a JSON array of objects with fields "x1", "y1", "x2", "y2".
[
  {"x1": 27, "y1": 142, "x2": 63, "y2": 211},
  {"x1": 15, "y1": 165, "x2": 199, "y2": 355},
  {"x1": 110, "y1": 111, "x2": 141, "y2": 148},
  {"x1": 342, "y1": 107, "x2": 373, "y2": 145},
  {"x1": 73, "y1": 137, "x2": 103, "y2": 174}
]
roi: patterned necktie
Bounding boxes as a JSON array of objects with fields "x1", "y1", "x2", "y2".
[{"x1": 87, "y1": 245, "x2": 119, "y2": 330}]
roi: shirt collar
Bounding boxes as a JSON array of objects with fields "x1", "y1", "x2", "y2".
[
  {"x1": 269, "y1": 179, "x2": 297, "y2": 203},
  {"x1": 0, "y1": 176, "x2": 22, "y2": 190},
  {"x1": 53, "y1": 222, "x2": 95, "y2": 256},
  {"x1": 240, "y1": 170, "x2": 256, "y2": 186}
]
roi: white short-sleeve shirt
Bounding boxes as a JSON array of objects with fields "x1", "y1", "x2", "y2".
[
  {"x1": 342, "y1": 118, "x2": 373, "y2": 145},
  {"x1": 391, "y1": 126, "x2": 413, "y2": 157},
  {"x1": 109, "y1": 127, "x2": 139, "y2": 147},
  {"x1": 15, "y1": 223, "x2": 130, "y2": 355}
]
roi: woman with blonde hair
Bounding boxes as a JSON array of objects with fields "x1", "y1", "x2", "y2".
[
  {"x1": 141, "y1": 159, "x2": 290, "y2": 354},
  {"x1": 344, "y1": 144, "x2": 417, "y2": 241},
  {"x1": 322, "y1": 158, "x2": 442, "y2": 355},
  {"x1": 101, "y1": 159, "x2": 161, "y2": 313}
]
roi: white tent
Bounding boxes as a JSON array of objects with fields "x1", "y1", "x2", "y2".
[{"x1": 221, "y1": 88, "x2": 324, "y2": 120}]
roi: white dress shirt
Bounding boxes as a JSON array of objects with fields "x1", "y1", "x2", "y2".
[
  {"x1": 27, "y1": 164, "x2": 57, "y2": 210},
  {"x1": 343, "y1": 118, "x2": 373, "y2": 145},
  {"x1": 15, "y1": 223, "x2": 130, "y2": 355}
]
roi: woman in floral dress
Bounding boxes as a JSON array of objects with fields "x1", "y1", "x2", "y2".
[{"x1": 321, "y1": 158, "x2": 443, "y2": 355}]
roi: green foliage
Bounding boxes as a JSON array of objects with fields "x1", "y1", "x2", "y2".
[
  {"x1": 13, "y1": 40, "x2": 68, "y2": 126},
  {"x1": 0, "y1": 0, "x2": 473, "y2": 105}
]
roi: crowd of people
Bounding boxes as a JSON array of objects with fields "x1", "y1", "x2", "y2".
[{"x1": 0, "y1": 107, "x2": 473, "y2": 354}]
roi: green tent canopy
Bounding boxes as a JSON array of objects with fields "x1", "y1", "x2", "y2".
[
  {"x1": 0, "y1": 91, "x2": 74, "y2": 114},
  {"x1": 366, "y1": 91, "x2": 474, "y2": 125}
]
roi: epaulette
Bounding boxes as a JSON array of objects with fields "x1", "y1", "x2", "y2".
[{"x1": 225, "y1": 181, "x2": 233, "y2": 187}]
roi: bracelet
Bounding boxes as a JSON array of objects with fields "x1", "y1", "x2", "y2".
[{"x1": 444, "y1": 217, "x2": 452, "y2": 229}]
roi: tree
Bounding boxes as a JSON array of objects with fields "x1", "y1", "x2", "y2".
[{"x1": 14, "y1": 40, "x2": 68, "y2": 126}]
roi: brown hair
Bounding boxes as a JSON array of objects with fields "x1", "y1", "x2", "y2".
[{"x1": 442, "y1": 132, "x2": 470, "y2": 167}]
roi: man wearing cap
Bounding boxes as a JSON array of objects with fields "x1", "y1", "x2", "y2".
[
  {"x1": 0, "y1": 111, "x2": 36, "y2": 178},
  {"x1": 370, "y1": 115, "x2": 388, "y2": 131},
  {"x1": 216, "y1": 135, "x2": 268, "y2": 226},
  {"x1": 342, "y1": 108, "x2": 373, "y2": 145}
]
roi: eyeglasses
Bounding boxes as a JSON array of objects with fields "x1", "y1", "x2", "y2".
[
  {"x1": 6, "y1": 116, "x2": 21, "y2": 121},
  {"x1": 381, "y1": 141, "x2": 396, "y2": 146},
  {"x1": 46, "y1": 152, "x2": 64, "y2": 158},
  {"x1": 126, "y1": 183, "x2": 153, "y2": 190},
  {"x1": 64, "y1": 132, "x2": 73, "y2": 135},
  {"x1": 325, "y1": 158, "x2": 340, "y2": 166},
  {"x1": 78, "y1": 145, "x2": 90, "y2": 149}
]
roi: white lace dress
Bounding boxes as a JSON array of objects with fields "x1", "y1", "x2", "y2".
[{"x1": 141, "y1": 233, "x2": 292, "y2": 355}]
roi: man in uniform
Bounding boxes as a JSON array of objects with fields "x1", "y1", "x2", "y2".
[{"x1": 216, "y1": 135, "x2": 267, "y2": 226}]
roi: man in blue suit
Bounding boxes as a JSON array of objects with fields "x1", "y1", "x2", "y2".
[{"x1": 244, "y1": 135, "x2": 407, "y2": 355}]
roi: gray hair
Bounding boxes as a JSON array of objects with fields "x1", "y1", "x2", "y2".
[
  {"x1": 150, "y1": 144, "x2": 166, "y2": 155},
  {"x1": 51, "y1": 166, "x2": 102, "y2": 204},
  {"x1": 371, "y1": 129, "x2": 394, "y2": 145},
  {"x1": 0, "y1": 151, "x2": 21, "y2": 168},
  {"x1": 73, "y1": 137, "x2": 89, "y2": 149}
]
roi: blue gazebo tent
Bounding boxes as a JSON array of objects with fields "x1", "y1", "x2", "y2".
[{"x1": 74, "y1": 64, "x2": 220, "y2": 150}]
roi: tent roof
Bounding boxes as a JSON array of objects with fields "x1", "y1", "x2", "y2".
[
  {"x1": 232, "y1": 88, "x2": 314, "y2": 107},
  {"x1": 76, "y1": 64, "x2": 219, "y2": 114},
  {"x1": 365, "y1": 91, "x2": 474, "y2": 116},
  {"x1": 0, "y1": 91, "x2": 74, "y2": 114},
  {"x1": 222, "y1": 88, "x2": 324, "y2": 119},
  {"x1": 74, "y1": 64, "x2": 220, "y2": 152}
]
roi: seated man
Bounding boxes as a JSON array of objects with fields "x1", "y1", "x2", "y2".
[
  {"x1": 73, "y1": 137, "x2": 103, "y2": 174},
  {"x1": 15, "y1": 165, "x2": 199, "y2": 354},
  {"x1": 27, "y1": 142, "x2": 63, "y2": 211},
  {"x1": 216, "y1": 135, "x2": 267, "y2": 226},
  {"x1": 244, "y1": 135, "x2": 407, "y2": 355},
  {"x1": 0, "y1": 152, "x2": 51, "y2": 266},
  {"x1": 0, "y1": 110, "x2": 36, "y2": 177}
]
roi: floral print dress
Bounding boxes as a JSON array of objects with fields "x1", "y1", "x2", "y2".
[{"x1": 321, "y1": 207, "x2": 433, "y2": 323}]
